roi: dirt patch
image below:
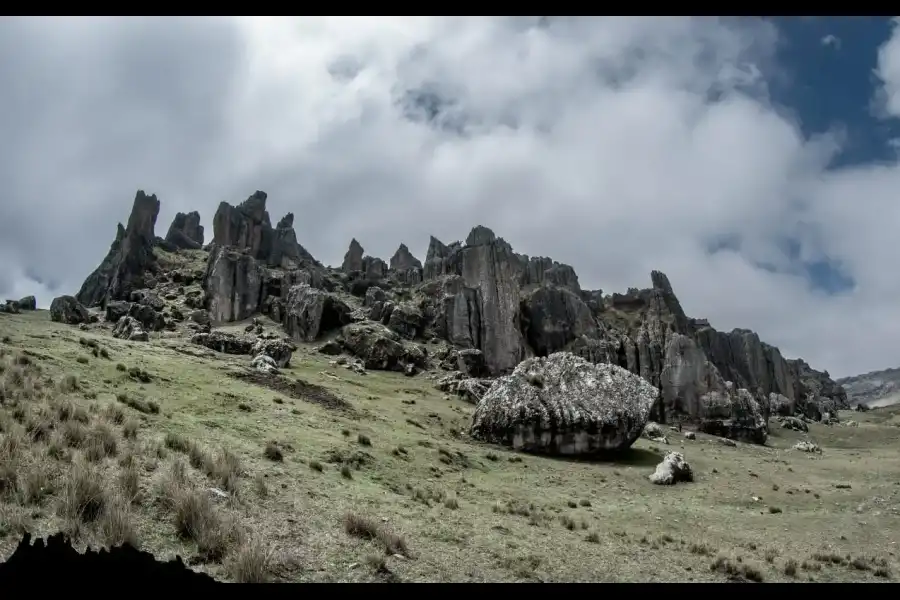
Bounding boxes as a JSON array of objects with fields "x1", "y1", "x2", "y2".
[{"x1": 229, "y1": 370, "x2": 356, "y2": 414}]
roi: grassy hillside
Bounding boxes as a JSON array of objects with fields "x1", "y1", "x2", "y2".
[{"x1": 1, "y1": 309, "x2": 899, "y2": 582}]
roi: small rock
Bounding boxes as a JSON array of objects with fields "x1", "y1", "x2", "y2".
[
  {"x1": 684, "y1": 431, "x2": 696, "y2": 440},
  {"x1": 649, "y1": 451, "x2": 693, "y2": 486},
  {"x1": 717, "y1": 438, "x2": 737, "y2": 447},
  {"x1": 792, "y1": 441, "x2": 822, "y2": 454}
]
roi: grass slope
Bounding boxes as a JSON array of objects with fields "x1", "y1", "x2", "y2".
[{"x1": 1, "y1": 309, "x2": 899, "y2": 582}]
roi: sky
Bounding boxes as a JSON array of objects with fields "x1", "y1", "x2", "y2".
[{"x1": 1, "y1": 16, "x2": 900, "y2": 379}]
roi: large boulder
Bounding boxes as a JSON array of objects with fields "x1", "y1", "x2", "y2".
[
  {"x1": 164, "y1": 211, "x2": 205, "y2": 250},
  {"x1": 470, "y1": 352, "x2": 659, "y2": 455},
  {"x1": 112, "y1": 316, "x2": 149, "y2": 342},
  {"x1": 387, "y1": 303, "x2": 424, "y2": 340},
  {"x1": 190, "y1": 331, "x2": 254, "y2": 355},
  {"x1": 338, "y1": 323, "x2": 426, "y2": 372},
  {"x1": 76, "y1": 190, "x2": 160, "y2": 307},
  {"x1": 697, "y1": 383, "x2": 768, "y2": 444},
  {"x1": 49, "y1": 296, "x2": 90, "y2": 325},
  {"x1": 283, "y1": 284, "x2": 351, "y2": 342},
  {"x1": 16, "y1": 296, "x2": 36, "y2": 311}
]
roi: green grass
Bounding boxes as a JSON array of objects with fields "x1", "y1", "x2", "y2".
[{"x1": 1, "y1": 309, "x2": 899, "y2": 582}]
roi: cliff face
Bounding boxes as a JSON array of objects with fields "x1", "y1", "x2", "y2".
[{"x1": 74, "y1": 191, "x2": 848, "y2": 427}]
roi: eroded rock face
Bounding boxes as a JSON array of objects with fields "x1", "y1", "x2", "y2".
[
  {"x1": 342, "y1": 239, "x2": 365, "y2": 273},
  {"x1": 76, "y1": 190, "x2": 160, "y2": 307},
  {"x1": 164, "y1": 211, "x2": 204, "y2": 250},
  {"x1": 204, "y1": 246, "x2": 263, "y2": 324},
  {"x1": 520, "y1": 285, "x2": 597, "y2": 356},
  {"x1": 283, "y1": 284, "x2": 351, "y2": 342},
  {"x1": 212, "y1": 191, "x2": 272, "y2": 260},
  {"x1": 50, "y1": 295, "x2": 90, "y2": 325},
  {"x1": 471, "y1": 352, "x2": 659, "y2": 455},
  {"x1": 390, "y1": 243, "x2": 423, "y2": 271}
]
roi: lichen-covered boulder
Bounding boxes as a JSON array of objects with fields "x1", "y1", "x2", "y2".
[
  {"x1": 112, "y1": 316, "x2": 149, "y2": 342},
  {"x1": 470, "y1": 352, "x2": 659, "y2": 455},
  {"x1": 649, "y1": 451, "x2": 693, "y2": 485}
]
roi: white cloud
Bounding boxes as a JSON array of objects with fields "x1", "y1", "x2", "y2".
[
  {"x1": 821, "y1": 33, "x2": 842, "y2": 49},
  {"x1": 4, "y1": 16, "x2": 900, "y2": 378},
  {"x1": 876, "y1": 18, "x2": 900, "y2": 118}
]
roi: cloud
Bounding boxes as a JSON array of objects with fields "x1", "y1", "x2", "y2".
[
  {"x1": 820, "y1": 33, "x2": 842, "y2": 49},
  {"x1": 876, "y1": 18, "x2": 900, "y2": 118},
  {"x1": 1, "y1": 16, "x2": 900, "y2": 378}
]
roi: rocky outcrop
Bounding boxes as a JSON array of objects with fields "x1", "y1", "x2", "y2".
[
  {"x1": 697, "y1": 383, "x2": 768, "y2": 444},
  {"x1": 164, "y1": 211, "x2": 204, "y2": 250},
  {"x1": 471, "y1": 352, "x2": 659, "y2": 455},
  {"x1": 519, "y1": 286, "x2": 597, "y2": 356},
  {"x1": 336, "y1": 322, "x2": 426, "y2": 373},
  {"x1": 390, "y1": 243, "x2": 422, "y2": 271},
  {"x1": 50, "y1": 295, "x2": 90, "y2": 325},
  {"x1": 342, "y1": 239, "x2": 365, "y2": 273},
  {"x1": 76, "y1": 191, "x2": 160, "y2": 307},
  {"x1": 283, "y1": 284, "x2": 351, "y2": 343},
  {"x1": 212, "y1": 191, "x2": 272, "y2": 260},
  {"x1": 204, "y1": 246, "x2": 263, "y2": 324},
  {"x1": 269, "y1": 213, "x2": 317, "y2": 269}
]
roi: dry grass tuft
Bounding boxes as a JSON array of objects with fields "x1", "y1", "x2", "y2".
[
  {"x1": 227, "y1": 537, "x2": 272, "y2": 583},
  {"x1": 343, "y1": 511, "x2": 409, "y2": 556},
  {"x1": 59, "y1": 462, "x2": 106, "y2": 524}
]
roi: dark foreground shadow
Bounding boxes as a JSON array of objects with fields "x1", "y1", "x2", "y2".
[{"x1": 0, "y1": 532, "x2": 220, "y2": 585}]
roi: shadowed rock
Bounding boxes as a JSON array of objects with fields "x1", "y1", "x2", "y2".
[
  {"x1": 390, "y1": 243, "x2": 422, "y2": 271},
  {"x1": 76, "y1": 190, "x2": 160, "y2": 307},
  {"x1": 283, "y1": 284, "x2": 352, "y2": 342},
  {"x1": 471, "y1": 352, "x2": 658, "y2": 455},
  {"x1": 164, "y1": 211, "x2": 204, "y2": 250},
  {"x1": 342, "y1": 238, "x2": 365, "y2": 273},
  {"x1": 204, "y1": 246, "x2": 263, "y2": 324},
  {"x1": 49, "y1": 295, "x2": 90, "y2": 325}
]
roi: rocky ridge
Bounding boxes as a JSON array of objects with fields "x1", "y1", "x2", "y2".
[
  {"x1": 57, "y1": 189, "x2": 848, "y2": 442},
  {"x1": 837, "y1": 367, "x2": 900, "y2": 409}
]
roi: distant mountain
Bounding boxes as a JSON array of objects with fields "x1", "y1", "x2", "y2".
[{"x1": 836, "y1": 367, "x2": 900, "y2": 408}]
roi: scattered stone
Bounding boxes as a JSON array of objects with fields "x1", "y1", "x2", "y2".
[
  {"x1": 780, "y1": 416, "x2": 808, "y2": 433},
  {"x1": 717, "y1": 438, "x2": 737, "y2": 447},
  {"x1": 649, "y1": 452, "x2": 694, "y2": 485},
  {"x1": 792, "y1": 441, "x2": 822, "y2": 454},
  {"x1": 684, "y1": 431, "x2": 696, "y2": 440}
]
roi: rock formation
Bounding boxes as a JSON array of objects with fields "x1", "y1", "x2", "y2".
[
  {"x1": 68, "y1": 191, "x2": 848, "y2": 439},
  {"x1": 471, "y1": 352, "x2": 659, "y2": 454},
  {"x1": 164, "y1": 211, "x2": 204, "y2": 249},
  {"x1": 836, "y1": 366, "x2": 900, "y2": 409},
  {"x1": 76, "y1": 190, "x2": 160, "y2": 307}
]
